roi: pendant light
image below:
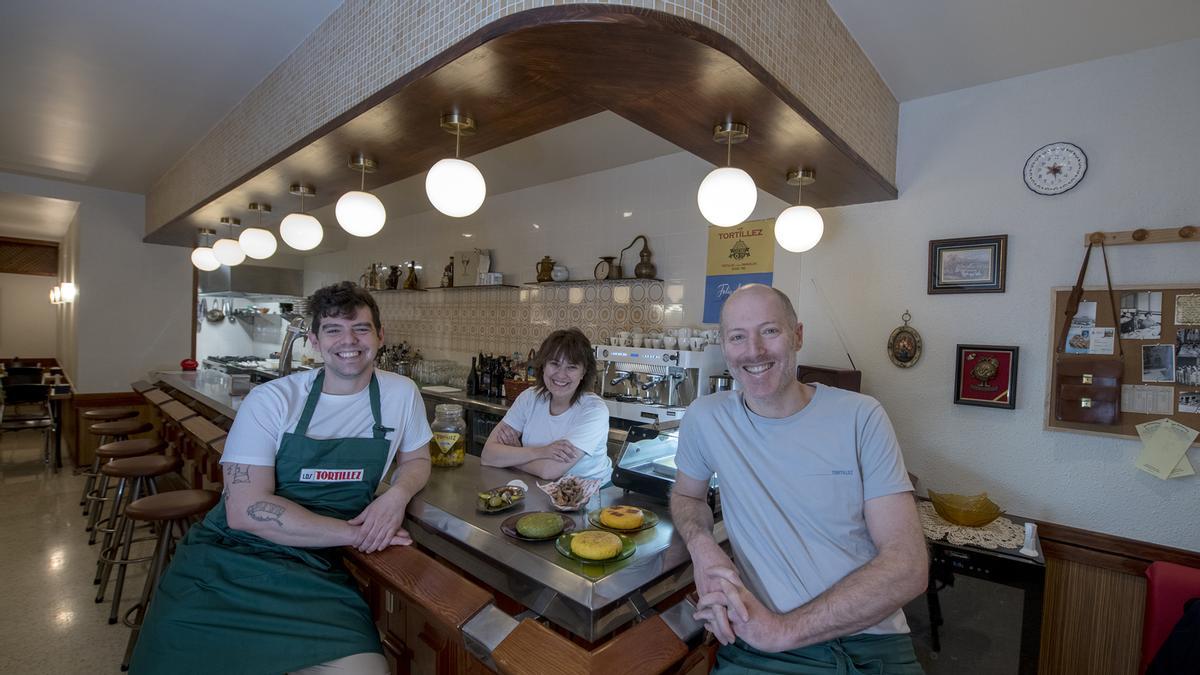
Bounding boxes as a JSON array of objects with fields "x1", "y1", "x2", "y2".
[
  {"x1": 336, "y1": 154, "x2": 386, "y2": 236},
  {"x1": 775, "y1": 169, "x2": 824, "y2": 253},
  {"x1": 190, "y1": 227, "x2": 220, "y2": 271},
  {"x1": 697, "y1": 122, "x2": 757, "y2": 227},
  {"x1": 240, "y1": 202, "x2": 278, "y2": 259},
  {"x1": 425, "y1": 113, "x2": 486, "y2": 218},
  {"x1": 212, "y1": 217, "x2": 246, "y2": 266},
  {"x1": 280, "y1": 183, "x2": 323, "y2": 251}
]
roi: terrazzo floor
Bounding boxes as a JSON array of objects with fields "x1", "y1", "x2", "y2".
[{"x1": 1, "y1": 431, "x2": 149, "y2": 673}]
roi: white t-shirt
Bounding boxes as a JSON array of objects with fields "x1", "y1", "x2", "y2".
[
  {"x1": 500, "y1": 388, "x2": 612, "y2": 483},
  {"x1": 220, "y1": 368, "x2": 432, "y2": 485}
]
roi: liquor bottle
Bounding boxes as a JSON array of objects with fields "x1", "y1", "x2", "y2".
[
  {"x1": 480, "y1": 355, "x2": 491, "y2": 397},
  {"x1": 467, "y1": 357, "x2": 479, "y2": 396},
  {"x1": 491, "y1": 358, "x2": 504, "y2": 398}
]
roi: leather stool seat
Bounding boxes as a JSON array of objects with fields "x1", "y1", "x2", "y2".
[
  {"x1": 97, "y1": 439, "x2": 166, "y2": 460},
  {"x1": 83, "y1": 408, "x2": 139, "y2": 422},
  {"x1": 90, "y1": 419, "x2": 153, "y2": 436},
  {"x1": 126, "y1": 489, "x2": 219, "y2": 522},
  {"x1": 101, "y1": 455, "x2": 180, "y2": 480}
]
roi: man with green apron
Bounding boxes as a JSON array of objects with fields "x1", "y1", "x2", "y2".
[
  {"x1": 131, "y1": 282, "x2": 432, "y2": 674},
  {"x1": 671, "y1": 285, "x2": 928, "y2": 674}
]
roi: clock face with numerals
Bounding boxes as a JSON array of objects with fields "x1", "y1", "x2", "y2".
[{"x1": 1024, "y1": 142, "x2": 1087, "y2": 195}]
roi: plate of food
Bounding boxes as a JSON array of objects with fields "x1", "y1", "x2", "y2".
[
  {"x1": 587, "y1": 505, "x2": 659, "y2": 533},
  {"x1": 476, "y1": 485, "x2": 527, "y2": 514},
  {"x1": 554, "y1": 529, "x2": 636, "y2": 563},
  {"x1": 537, "y1": 475, "x2": 602, "y2": 512},
  {"x1": 500, "y1": 511, "x2": 576, "y2": 541}
]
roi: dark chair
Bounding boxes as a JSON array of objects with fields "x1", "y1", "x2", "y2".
[
  {"x1": 0, "y1": 383, "x2": 55, "y2": 469},
  {"x1": 3, "y1": 367, "x2": 45, "y2": 386}
]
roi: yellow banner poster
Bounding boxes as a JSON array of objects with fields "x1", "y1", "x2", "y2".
[
  {"x1": 706, "y1": 219, "x2": 775, "y2": 275},
  {"x1": 703, "y1": 219, "x2": 775, "y2": 323}
]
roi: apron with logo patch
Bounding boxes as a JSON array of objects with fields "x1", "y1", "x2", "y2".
[{"x1": 130, "y1": 370, "x2": 392, "y2": 675}]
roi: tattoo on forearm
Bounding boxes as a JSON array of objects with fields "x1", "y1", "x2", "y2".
[
  {"x1": 223, "y1": 463, "x2": 251, "y2": 485},
  {"x1": 247, "y1": 501, "x2": 286, "y2": 527}
]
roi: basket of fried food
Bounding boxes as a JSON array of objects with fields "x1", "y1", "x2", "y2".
[
  {"x1": 537, "y1": 475, "x2": 603, "y2": 512},
  {"x1": 928, "y1": 489, "x2": 1003, "y2": 527}
]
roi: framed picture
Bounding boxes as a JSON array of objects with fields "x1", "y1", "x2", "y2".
[
  {"x1": 954, "y1": 344, "x2": 1019, "y2": 409},
  {"x1": 928, "y1": 235, "x2": 1008, "y2": 294}
]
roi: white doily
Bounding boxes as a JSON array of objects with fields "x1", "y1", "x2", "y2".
[{"x1": 918, "y1": 501, "x2": 1024, "y2": 550}]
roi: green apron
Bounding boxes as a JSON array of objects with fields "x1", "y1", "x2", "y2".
[
  {"x1": 713, "y1": 634, "x2": 924, "y2": 675},
  {"x1": 130, "y1": 370, "x2": 393, "y2": 675}
]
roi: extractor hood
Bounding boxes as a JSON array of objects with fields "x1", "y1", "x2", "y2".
[{"x1": 198, "y1": 265, "x2": 304, "y2": 299}]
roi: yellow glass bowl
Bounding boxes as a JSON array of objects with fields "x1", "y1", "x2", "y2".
[{"x1": 928, "y1": 489, "x2": 1002, "y2": 527}]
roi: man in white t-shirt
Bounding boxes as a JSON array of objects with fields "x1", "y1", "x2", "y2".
[
  {"x1": 130, "y1": 282, "x2": 431, "y2": 675},
  {"x1": 482, "y1": 328, "x2": 612, "y2": 483},
  {"x1": 672, "y1": 284, "x2": 927, "y2": 674}
]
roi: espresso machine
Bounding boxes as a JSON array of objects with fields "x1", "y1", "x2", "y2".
[{"x1": 593, "y1": 344, "x2": 726, "y2": 425}]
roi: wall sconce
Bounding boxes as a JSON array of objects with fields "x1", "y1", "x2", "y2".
[
  {"x1": 49, "y1": 286, "x2": 62, "y2": 304},
  {"x1": 59, "y1": 282, "x2": 77, "y2": 303}
]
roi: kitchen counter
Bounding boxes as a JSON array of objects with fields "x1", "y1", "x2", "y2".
[
  {"x1": 418, "y1": 386, "x2": 512, "y2": 414},
  {"x1": 404, "y1": 454, "x2": 722, "y2": 643},
  {"x1": 153, "y1": 370, "x2": 242, "y2": 418}
]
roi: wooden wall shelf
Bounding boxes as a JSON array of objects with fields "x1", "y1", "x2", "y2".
[
  {"x1": 428, "y1": 284, "x2": 519, "y2": 290},
  {"x1": 524, "y1": 278, "x2": 663, "y2": 286}
]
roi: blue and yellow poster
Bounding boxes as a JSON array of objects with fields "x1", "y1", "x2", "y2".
[{"x1": 703, "y1": 219, "x2": 774, "y2": 323}]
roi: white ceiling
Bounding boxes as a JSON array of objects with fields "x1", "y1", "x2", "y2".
[
  {"x1": 1, "y1": 0, "x2": 1199, "y2": 245},
  {"x1": 0, "y1": 192, "x2": 79, "y2": 241},
  {"x1": 0, "y1": 0, "x2": 342, "y2": 194},
  {"x1": 826, "y1": 0, "x2": 1200, "y2": 101}
]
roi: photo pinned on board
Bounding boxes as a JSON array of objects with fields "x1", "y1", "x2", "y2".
[
  {"x1": 1119, "y1": 291, "x2": 1162, "y2": 339},
  {"x1": 1141, "y1": 344, "x2": 1176, "y2": 383}
]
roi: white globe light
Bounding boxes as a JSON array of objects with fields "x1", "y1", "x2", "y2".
[
  {"x1": 335, "y1": 190, "x2": 386, "y2": 236},
  {"x1": 280, "y1": 213, "x2": 324, "y2": 251},
  {"x1": 212, "y1": 238, "x2": 245, "y2": 266},
  {"x1": 697, "y1": 166, "x2": 757, "y2": 227},
  {"x1": 191, "y1": 246, "x2": 220, "y2": 271},
  {"x1": 774, "y1": 205, "x2": 824, "y2": 253},
  {"x1": 239, "y1": 227, "x2": 277, "y2": 259},
  {"x1": 425, "y1": 158, "x2": 486, "y2": 218}
]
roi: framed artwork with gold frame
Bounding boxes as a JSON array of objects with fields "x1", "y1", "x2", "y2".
[{"x1": 954, "y1": 344, "x2": 1019, "y2": 409}]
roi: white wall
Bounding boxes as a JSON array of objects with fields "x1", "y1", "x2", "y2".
[
  {"x1": 783, "y1": 38, "x2": 1200, "y2": 552},
  {"x1": 0, "y1": 172, "x2": 194, "y2": 393},
  {"x1": 0, "y1": 273, "x2": 58, "y2": 358}
]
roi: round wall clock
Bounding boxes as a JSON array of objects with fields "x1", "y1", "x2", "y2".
[{"x1": 1023, "y1": 142, "x2": 1087, "y2": 195}]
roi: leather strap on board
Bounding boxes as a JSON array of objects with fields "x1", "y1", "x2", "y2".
[{"x1": 1057, "y1": 240, "x2": 1123, "y2": 357}]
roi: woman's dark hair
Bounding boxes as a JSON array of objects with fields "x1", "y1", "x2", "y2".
[
  {"x1": 307, "y1": 282, "x2": 382, "y2": 333},
  {"x1": 532, "y1": 328, "x2": 597, "y2": 406}
]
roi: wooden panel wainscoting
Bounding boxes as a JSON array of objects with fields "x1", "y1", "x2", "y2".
[
  {"x1": 67, "y1": 392, "x2": 152, "y2": 468},
  {"x1": 1034, "y1": 521, "x2": 1200, "y2": 674}
]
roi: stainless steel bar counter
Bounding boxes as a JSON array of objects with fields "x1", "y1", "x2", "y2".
[{"x1": 407, "y1": 455, "x2": 723, "y2": 643}]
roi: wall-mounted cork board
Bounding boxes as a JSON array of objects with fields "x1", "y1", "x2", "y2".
[{"x1": 1046, "y1": 284, "x2": 1200, "y2": 444}]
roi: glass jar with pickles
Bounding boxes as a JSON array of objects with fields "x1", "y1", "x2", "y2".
[{"x1": 430, "y1": 403, "x2": 466, "y2": 467}]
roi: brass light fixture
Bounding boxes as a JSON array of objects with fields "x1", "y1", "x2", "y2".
[
  {"x1": 336, "y1": 154, "x2": 386, "y2": 237},
  {"x1": 239, "y1": 203, "x2": 278, "y2": 259},
  {"x1": 212, "y1": 217, "x2": 245, "y2": 266},
  {"x1": 774, "y1": 169, "x2": 824, "y2": 252},
  {"x1": 190, "y1": 227, "x2": 220, "y2": 271},
  {"x1": 280, "y1": 184, "x2": 323, "y2": 251},
  {"x1": 425, "y1": 113, "x2": 486, "y2": 218},
  {"x1": 696, "y1": 121, "x2": 757, "y2": 227}
]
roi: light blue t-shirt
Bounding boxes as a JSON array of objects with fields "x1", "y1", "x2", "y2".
[
  {"x1": 500, "y1": 388, "x2": 612, "y2": 484},
  {"x1": 675, "y1": 383, "x2": 914, "y2": 635}
]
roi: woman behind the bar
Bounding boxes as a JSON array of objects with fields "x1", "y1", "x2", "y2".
[{"x1": 481, "y1": 328, "x2": 612, "y2": 482}]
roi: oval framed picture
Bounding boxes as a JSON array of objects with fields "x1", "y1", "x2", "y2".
[{"x1": 888, "y1": 325, "x2": 923, "y2": 368}]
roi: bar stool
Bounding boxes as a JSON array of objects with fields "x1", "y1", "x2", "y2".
[
  {"x1": 94, "y1": 452, "x2": 179, "y2": 625},
  {"x1": 78, "y1": 409, "x2": 140, "y2": 507},
  {"x1": 120, "y1": 489, "x2": 220, "y2": 671},
  {"x1": 89, "y1": 438, "x2": 168, "y2": 553},
  {"x1": 83, "y1": 420, "x2": 154, "y2": 530}
]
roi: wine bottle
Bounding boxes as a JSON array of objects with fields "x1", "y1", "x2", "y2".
[{"x1": 467, "y1": 357, "x2": 479, "y2": 395}]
